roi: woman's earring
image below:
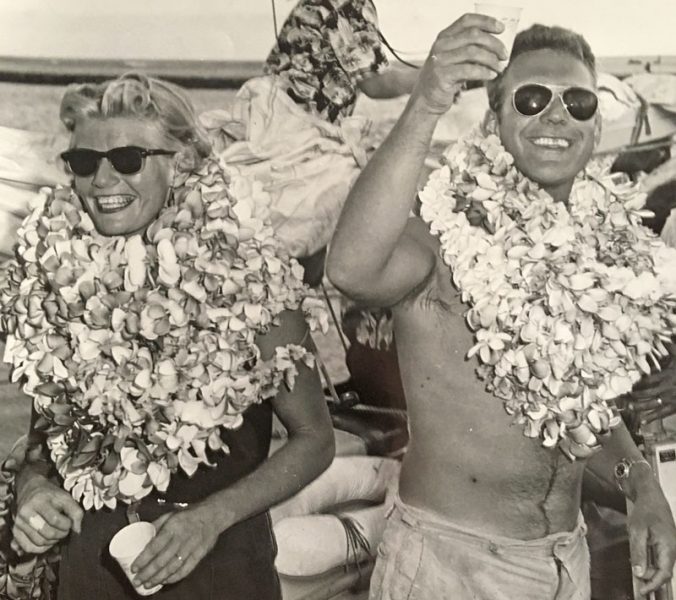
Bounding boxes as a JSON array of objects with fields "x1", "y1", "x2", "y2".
[
  {"x1": 594, "y1": 115, "x2": 602, "y2": 148},
  {"x1": 168, "y1": 151, "x2": 190, "y2": 196},
  {"x1": 482, "y1": 110, "x2": 499, "y2": 135}
]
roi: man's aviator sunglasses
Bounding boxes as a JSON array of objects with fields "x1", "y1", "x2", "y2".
[
  {"x1": 60, "y1": 146, "x2": 176, "y2": 177},
  {"x1": 512, "y1": 83, "x2": 599, "y2": 122}
]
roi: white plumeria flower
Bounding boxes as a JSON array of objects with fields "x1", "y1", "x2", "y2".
[
  {"x1": 419, "y1": 128, "x2": 676, "y2": 458},
  {"x1": 0, "y1": 157, "x2": 325, "y2": 505}
]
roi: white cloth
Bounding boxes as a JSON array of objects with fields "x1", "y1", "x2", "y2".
[
  {"x1": 663, "y1": 209, "x2": 676, "y2": 249},
  {"x1": 201, "y1": 76, "x2": 374, "y2": 258},
  {"x1": 625, "y1": 73, "x2": 676, "y2": 113},
  {"x1": 0, "y1": 125, "x2": 67, "y2": 258},
  {"x1": 271, "y1": 456, "x2": 400, "y2": 577}
]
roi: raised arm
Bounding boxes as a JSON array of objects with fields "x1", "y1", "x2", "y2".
[{"x1": 327, "y1": 14, "x2": 507, "y2": 307}]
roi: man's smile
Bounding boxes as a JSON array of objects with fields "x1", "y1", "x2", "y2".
[{"x1": 93, "y1": 194, "x2": 136, "y2": 214}]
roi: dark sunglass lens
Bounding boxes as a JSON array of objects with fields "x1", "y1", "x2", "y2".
[
  {"x1": 514, "y1": 84, "x2": 552, "y2": 116},
  {"x1": 563, "y1": 88, "x2": 598, "y2": 121},
  {"x1": 64, "y1": 150, "x2": 100, "y2": 177},
  {"x1": 109, "y1": 147, "x2": 144, "y2": 175}
]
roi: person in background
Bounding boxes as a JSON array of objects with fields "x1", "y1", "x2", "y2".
[
  {"x1": 204, "y1": 0, "x2": 420, "y2": 416},
  {"x1": 265, "y1": 0, "x2": 418, "y2": 125},
  {"x1": 260, "y1": 0, "x2": 419, "y2": 282}
]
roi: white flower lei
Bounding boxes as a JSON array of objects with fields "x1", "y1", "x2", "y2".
[
  {"x1": 419, "y1": 128, "x2": 676, "y2": 459},
  {"x1": 0, "y1": 156, "x2": 328, "y2": 509}
]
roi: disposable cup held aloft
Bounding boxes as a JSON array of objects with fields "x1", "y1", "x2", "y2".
[{"x1": 474, "y1": 3, "x2": 523, "y2": 59}]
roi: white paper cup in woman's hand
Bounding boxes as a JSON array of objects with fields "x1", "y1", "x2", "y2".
[
  {"x1": 109, "y1": 522, "x2": 163, "y2": 596},
  {"x1": 474, "y1": 3, "x2": 523, "y2": 60}
]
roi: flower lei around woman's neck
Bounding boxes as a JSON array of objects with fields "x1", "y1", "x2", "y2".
[
  {"x1": 419, "y1": 125, "x2": 676, "y2": 460},
  {"x1": 0, "y1": 156, "x2": 328, "y2": 510}
]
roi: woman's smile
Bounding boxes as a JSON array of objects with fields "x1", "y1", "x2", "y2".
[{"x1": 71, "y1": 117, "x2": 175, "y2": 236}]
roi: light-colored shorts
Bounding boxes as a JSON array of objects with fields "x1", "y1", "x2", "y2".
[{"x1": 369, "y1": 494, "x2": 590, "y2": 600}]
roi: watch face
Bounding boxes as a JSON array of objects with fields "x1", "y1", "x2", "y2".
[
  {"x1": 615, "y1": 461, "x2": 629, "y2": 479},
  {"x1": 614, "y1": 458, "x2": 651, "y2": 487}
]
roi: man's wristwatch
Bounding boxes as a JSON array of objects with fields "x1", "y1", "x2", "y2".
[{"x1": 613, "y1": 457, "x2": 651, "y2": 491}]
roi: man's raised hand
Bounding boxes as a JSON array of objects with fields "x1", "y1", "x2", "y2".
[{"x1": 412, "y1": 13, "x2": 508, "y2": 116}]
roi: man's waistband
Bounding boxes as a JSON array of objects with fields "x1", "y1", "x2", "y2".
[{"x1": 391, "y1": 491, "x2": 587, "y2": 556}]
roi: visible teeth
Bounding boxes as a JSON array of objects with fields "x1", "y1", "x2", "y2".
[
  {"x1": 532, "y1": 137, "x2": 570, "y2": 148},
  {"x1": 95, "y1": 195, "x2": 135, "y2": 212}
]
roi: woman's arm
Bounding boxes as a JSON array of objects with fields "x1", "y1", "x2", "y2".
[
  {"x1": 132, "y1": 308, "x2": 334, "y2": 589},
  {"x1": 618, "y1": 343, "x2": 676, "y2": 428},
  {"x1": 198, "y1": 308, "x2": 335, "y2": 526}
]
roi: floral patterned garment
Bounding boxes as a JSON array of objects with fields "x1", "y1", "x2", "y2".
[{"x1": 265, "y1": 0, "x2": 388, "y2": 123}]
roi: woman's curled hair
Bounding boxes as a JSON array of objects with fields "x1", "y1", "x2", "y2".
[{"x1": 60, "y1": 72, "x2": 212, "y2": 167}]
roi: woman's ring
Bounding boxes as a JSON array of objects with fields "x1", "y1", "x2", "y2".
[
  {"x1": 28, "y1": 514, "x2": 46, "y2": 532},
  {"x1": 657, "y1": 397, "x2": 663, "y2": 406},
  {"x1": 177, "y1": 555, "x2": 183, "y2": 562}
]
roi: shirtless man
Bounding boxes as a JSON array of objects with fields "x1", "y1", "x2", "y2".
[{"x1": 327, "y1": 15, "x2": 676, "y2": 600}]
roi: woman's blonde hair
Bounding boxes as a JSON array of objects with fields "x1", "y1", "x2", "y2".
[{"x1": 60, "y1": 72, "x2": 212, "y2": 167}]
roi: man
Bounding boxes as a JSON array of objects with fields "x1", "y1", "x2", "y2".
[{"x1": 327, "y1": 14, "x2": 676, "y2": 600}]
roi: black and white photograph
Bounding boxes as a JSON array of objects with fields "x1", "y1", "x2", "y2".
[{"x1": 0, "y1": 1, "x2": 676, "y2": 599}]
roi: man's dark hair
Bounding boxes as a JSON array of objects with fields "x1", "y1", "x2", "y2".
[{"x1": 485, "y1": 24, "x2": 597, "y2": 113}]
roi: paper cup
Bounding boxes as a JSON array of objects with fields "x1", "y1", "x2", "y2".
[
  {"x1": 475, "y1": 3, "x2": 523, "y2": 59},
  {"x1": 109, "y1": 521, "x2": 163, "y2": 596}
]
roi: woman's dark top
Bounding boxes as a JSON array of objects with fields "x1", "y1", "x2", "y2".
[{"x1": 57, "y1": 403, "x2": 281, "y2": 600}]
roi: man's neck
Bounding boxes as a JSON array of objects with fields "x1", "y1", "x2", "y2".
[{"x1": 543, "y1": 180, "x2": 574, "y2": 204}]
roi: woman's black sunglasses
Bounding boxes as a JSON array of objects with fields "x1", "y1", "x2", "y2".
[
  {"x1": 60, "y1": 146, "x2": 176, "y2": 177},
  {"x1": 512, "y1": 83, "x2": 599, "y2": 122}
]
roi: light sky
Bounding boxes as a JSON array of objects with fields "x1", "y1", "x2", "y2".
[
  {"x1": 0, "y1": 0, "x2": 674, "y2": 61},
  {"x1": 379, "y1": 0, "x2": 676, "y2": 58}
]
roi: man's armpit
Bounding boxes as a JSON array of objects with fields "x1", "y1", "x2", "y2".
[{"x1": 398, "y1": 260, "x2": 438, "y2": 308}]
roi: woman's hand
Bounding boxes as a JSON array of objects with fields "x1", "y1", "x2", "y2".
[
  {"x1": 131, "y1": 505, "x2": 222, "y2": 590},
  {"x1": 411, "y1": 13, "x2": 507, "y2": 116},
  {"x1": 621, "y1": 354, "x2": 676, "y2": 431},
  {"x1": 12, "y1": 470, "x2": 83, "y2": 554}
]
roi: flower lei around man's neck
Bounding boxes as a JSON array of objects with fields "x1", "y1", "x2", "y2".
[
  {"x1": 419, "y1": 125, "x2": 676, "y2": 460},
  {"x1": 0, "y1": 156, "x2": 328, "y2": 510}
]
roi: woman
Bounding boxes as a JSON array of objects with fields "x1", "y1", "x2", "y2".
[{"x1": 2, "y1": 72, "x2": 334, "y2": 599}]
